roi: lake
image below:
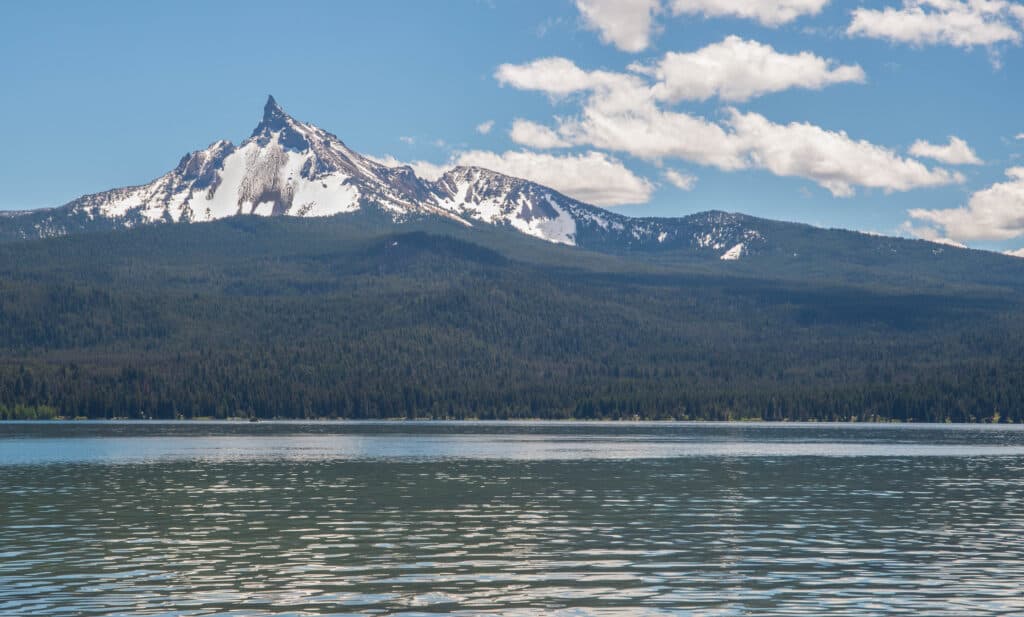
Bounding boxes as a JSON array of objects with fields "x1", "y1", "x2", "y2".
[{"x1": 2, "y1": 421, "x2": 1023, "y2": 615}]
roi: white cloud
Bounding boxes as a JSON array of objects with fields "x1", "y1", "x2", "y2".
[
  {"x1": 848, "y1": 0, "x2": 1024, "y2": 49},
  {"x1": 664, "y1": 169, "x2": 698, "y2": 190},
  {"x1": 476, "y1": 120, "x2": 495, "y2": 135},
  {"x1": 1016, "y1": 133, "x2": 1024, "y2": 140},
  {"x1": 1005, "y1": 247, "x2": 1024, "y2": 257},
  {"x1": 557, "y1": 100, "x2": 747, "y2": 169},
  {"x1": 669, "y1": 0, "x2": 830, "y2": 26},
  {"x1": 495, "y1": 57, "x2": 634, "y2": 97},
  {"x1": 498, "y1": 52, "x2": 962, "y2": 196},
  {"x1": 725, "y1": 109, "x2": 964, "y2": 197},
  {"x1": 901, "y1": 222, "x2": 969, "y2": 247},
  {"x1": 909, "y1": 136, "x2": 983, "y2": 165},
  {"x1": 574, "y1": 0, "x2": 661, "y2": 52},
  {"x1": 631, "y1": 35, "x2": 865, "y2": 103},
  {"x1": 451, "y1": 150, "x2": 654, "y2": 206},
  {"x1": 399, "y1": 136, "x2": 415, "y2": 145},
  {"x1": 510, "y1": 119, "x2": 571, "y2": 149},
  {"x1": 372, "y1": 150, "x2": 654, "y2": 206},
  {"x1": 572, "y1": 0, "x2": 831, "y2": 51},
  {"x1": 908, "y1": 167, "x2": 1024, "y2": 241}
]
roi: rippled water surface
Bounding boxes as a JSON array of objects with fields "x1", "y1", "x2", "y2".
[{"x1": 2, "y1": 422, "x2": 1024, "y2": 616}]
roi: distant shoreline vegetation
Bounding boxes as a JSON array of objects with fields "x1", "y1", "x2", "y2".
[
  {"x1": 0, "y1": 413, "x2": 1014, "y2": 424},
  {"x1": 0, "y1": 404, "x2": 59, "y2": 421}
]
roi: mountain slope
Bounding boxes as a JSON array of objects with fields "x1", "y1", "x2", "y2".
[{"x1": 2, "y1": 216, "x2": 1024, "y2": 422}]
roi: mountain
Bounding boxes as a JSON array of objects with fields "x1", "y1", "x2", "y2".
[
  {"x1": 1, "y1": 95, "x2": 768, "y2": 258},
  {"x1": 10, "y1": 95, "x2": 1019, "y2": 275}
]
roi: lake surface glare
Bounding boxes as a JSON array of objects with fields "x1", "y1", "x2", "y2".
[{"x1": 1, "y1": 421, "x2": 1023, "y2": 616}]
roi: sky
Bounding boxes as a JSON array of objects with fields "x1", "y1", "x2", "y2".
[{"x1": 1, "y1": 0, "x2": 1023, "y2": 253}]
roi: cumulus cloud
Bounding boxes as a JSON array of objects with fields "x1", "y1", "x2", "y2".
[
  {"x1": 497, "y1": 50, "x2": 962, "y2": 197},
  {"x1": 476, "y1": 120, "x2": 495, "y2": 135},
  {"x1": 669, "y1": 0, "x2": 830, "y2": 26},
  {"x1": 496, "y1": 58, "x2": 588, "y2": 97},
  {"x1": 631, "y1": 35, "x2": 865, "y2": 103},
  {"x1": 900, "y1": 222, "x2": 969, "y2": 247},
  {"x1": 572, "y1": 0, "x2": 830, "y2": 51},
  {"x1": 557, "y1": 98, "x2": 746, "y2": 168},
  {"x1": 848, "y1": 0, "x2": 1024, "y2": 49},
  {"x1": 510, "y1": 119, "x2": 571, "y2": 149},
  {"x1": 726, "y1": 110, "x2": 964, "y2": 196},
  {"x1": 575, "y1": 0, "x2": 661, "y2": 52},
  {"x1": 451, "y1": 150, "x2": 654, "y2": 206},
  {"x1": 372, "y1": 151, "x2": 653, "y2": 206},
  {"x1": 1005, "y1": 247, "x2": 1024, "y2": 257},
  {"x1": 908, "y1": 167, "x2": 1024, "y2": 241},
  {"x1": 495, "y1": 57, "x2": 636, "y2": 98},
  {"x1": 909, "y1": 136, "x2": 983, "y2": 165},
  {"x1": 664, "y1": 169, "x2": 698, "y2": 190}
]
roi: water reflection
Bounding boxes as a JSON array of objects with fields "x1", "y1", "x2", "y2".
[
  {"x1": 3, "y1": 421, "x2": 1024, "y2": 465},
  {"x1": 1, "y1": 423, "x2": 1023, "y2": 615}
]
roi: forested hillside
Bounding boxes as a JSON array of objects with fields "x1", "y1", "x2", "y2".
[{"x1": 2, "y1": 214, "x2": 1024, "y2": 422}]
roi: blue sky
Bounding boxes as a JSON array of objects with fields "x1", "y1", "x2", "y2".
[{"x1": 2, "y1": 0, "x2": 1023, "y2": 251}]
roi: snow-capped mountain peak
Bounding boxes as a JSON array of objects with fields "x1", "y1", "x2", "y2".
[{"x1": 4, "y1": 96, "x2": 767, "y2": 258}]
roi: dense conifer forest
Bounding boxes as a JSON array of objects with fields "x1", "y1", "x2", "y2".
[{"x1": 2, "y1": 214, "x2": 1024, "y2": 422}]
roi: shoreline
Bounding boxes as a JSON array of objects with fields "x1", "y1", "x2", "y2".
[{"x1": 2, "y1": 417, "x2": 1020, "y2": 426}]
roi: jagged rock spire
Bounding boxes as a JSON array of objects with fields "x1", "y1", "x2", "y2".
[
  {"x1": 263, "y1": 95, "x2": 285, "y2": 124},
  {"x1": 250, "y1": 95, "x2": 310, "y2": 151},
  {"x1": 257, "y1": 95, "x2": 291, "y2": 133}
]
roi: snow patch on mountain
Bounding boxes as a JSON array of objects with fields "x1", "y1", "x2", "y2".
[
  {"x1": 721, "y1": 243, "x2": 745, "y2": 260},
  {"x1": 427, "y1": 166, "x2": 578, "y2": 245}
]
